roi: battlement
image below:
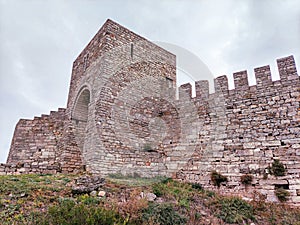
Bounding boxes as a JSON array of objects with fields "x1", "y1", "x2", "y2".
[{"x1": 179, "y1": 55, "x2": 299, "y2": 102}]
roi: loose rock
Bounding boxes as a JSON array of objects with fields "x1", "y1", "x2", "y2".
[
  {"x1": 98, "y1": 190, "x2": 106, "y2": 197},
  {"x1": 71, "y1": 175, "x2": 105, "y2": 195}
]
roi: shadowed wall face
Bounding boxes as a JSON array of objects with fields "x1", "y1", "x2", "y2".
[{"x1": 72, "y1": 89, "x2": 90, "y2": 151}]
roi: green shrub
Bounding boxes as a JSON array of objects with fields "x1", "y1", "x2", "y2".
[
  {"x1": 191, "y1": 183, "x2": 203, "y2": 191},
  {"x1": 179, "y1": 198, "x2": 190, "y2": 208},
  {"x1": 77, "y1": 194, "x2": 100, "y2": 205},
  {"x1": 161, "y1": 177, "x2": 173, "y2": 184},
  {"x1": 152, "y1": 179, "x2": 192, "y2": 209},
  {"x1": 211, "y1": 196, "x2": 255, "y2": 224},
  {"x1": 205, "y1": 190, "x2": 216, "y2": 197},
  {"x1": 35, "y1": 198, "x2": 128, "y2": 225},
  {"x1": 269, "y1": 159, "x2": 286, "y2": 177},
  {"x1": 61, "y1": 177, "x2": 71, "y2": 184},
  {"x1": 211, "y1": 171, "x2": 228, "y2": 187},
  {"x1": 152, "y1": 183, "x2": 163, "y2": 197},
  {"x1": 241, "y1": 174, "x2": 253, "y2": 185},
  {"x1": 152, "y1": 178, "x2": 175, "y2": 197},
  {"x1": 275, "y1": 188, "x2": 290, "y2": 202},
  {"x1": 141, "y1": 203, "x2": 186, "y2": 225}
]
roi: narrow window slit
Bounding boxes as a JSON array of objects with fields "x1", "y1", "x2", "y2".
[
  {"x1": 130, "y1": 43, "x2": 134, "y2": 59},
  {"x1": 83, "y1": 54, "x2": 89, "y2": 71}
]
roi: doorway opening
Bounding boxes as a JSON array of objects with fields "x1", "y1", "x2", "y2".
[{"x1": 72, "y1": 89, "x2": 90, "y2": 151}]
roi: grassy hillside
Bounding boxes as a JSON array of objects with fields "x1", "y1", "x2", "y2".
[{"x1": 0, "y1": 173, "x2": 299, "y2": 224}]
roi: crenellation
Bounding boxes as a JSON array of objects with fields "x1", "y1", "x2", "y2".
[
  {"x1": 277, "y1": 55, "x2": 299, "y2": 82},
  {"x1": 214, "y1": 75, "x2": 229, "y2": 95},
  {"x1": 254, "y1": 65, "x2": 272, "y2": 87},
  {"x1": 5, "y1": 19, "x2": 300, "y2": 206},
  {"x1": 179, "y1": 83, "x2": 192, "y2": 99},
  {"x1": 233, "y1": 70, "x2": 249, "y2": 90},
  {"x1": 195, "y1": 80, "x2": 209, "y2": 100}
]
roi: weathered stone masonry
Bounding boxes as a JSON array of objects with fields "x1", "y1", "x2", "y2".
[
  {"x1": 3, "y1": 19, "x2": 300, "y2": 205},
  {"x1": 5, "y1": 108, "x2": 82, "y2": 174}
]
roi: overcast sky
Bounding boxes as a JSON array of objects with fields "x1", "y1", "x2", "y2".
[{"x1": 0, "y1": 0, "x2": 299, "y2": 163}]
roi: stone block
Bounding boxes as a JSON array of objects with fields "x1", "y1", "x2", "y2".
[
  {"x1": 259, "y1": 179, "x2": 288, "y2": 185},
  {"x1": 227, "y1": 165, "x2": 240, "y2": 173},
  {"x1": 266, "y1": 194, "x2": 277, "y2": 202},
  {"x1": 291, "y1": 196, "x2": 300, "y2": 203},
  {"x1": 288, "y1": 179, "x2": 300, "y2": 185},
  {"x1": 243, "y1": 142, "x2": 259, "y2": 149},
  {"x1": 263, "y1": 141, "x2": 281, "y2": 146},
  {"x1": 292, "y1": 144, "x2": 300, "y2": 149},
  {"x1": 290, "y1": 185, "x2": 300, "y2": 190}
]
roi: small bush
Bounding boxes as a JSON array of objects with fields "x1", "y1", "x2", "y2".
[
  {"x1": 191, "y1": 183, "x2": 203, "y2": 191},
  {"x1": 77, "y1": 194, "x2": 100, "y2": 205},
  {"x1": 118, "y1": 189, "x2": 148, "y2": 221},
  {"x1": 140, "y1": 203, "x2": 186, "y2": 225},
  {"x1": 152, "y1": 178, "x2": 175, "y2": 197},
  {"x1": 211, "y1": 171, "x2": 228, "y2": 187},
  {"x1": 152, "y1": 184, "x2": 163, "y2": 197},
  {"x1": 275, "y1": 188, "x2": 290, "y2": 202},
  {"x1": 161, "y1": 177, "x2": 173, "y2": 184},
  {"x1": 269, "y1": 159, "x2": 286, "y2": 177},
  {"x1": 151, "y1": 179, "x2": 193, "y2": 210},
  {"x1": 35, "y1": 198, "x2": 128, "y2": 225},
  {"x1": 251, "y1": 190, "x2": 267, "y2": 212},
  {"x1": 211, "y1": 196, "x2": 255, "y2": 224},
  {"x1": 205, "y1": 190, "x2": 216, "y2": 197},
  {"x1": 241, "y1": 174, "x2": 253, "y2": 185}
]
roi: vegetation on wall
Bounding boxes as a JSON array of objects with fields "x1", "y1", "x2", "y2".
[
  {"x1": 240, "y1": 174, "x2": 253, "y2": 185},
  {"x1": 210, "y1": 170, "x2": 228, "y2": 187},
  {"x1": 268, "y1": 159, "x2": 286, "y2": 177},
  {"x1": 274, "y1": 188, "x2": 290, "y2": 202}
]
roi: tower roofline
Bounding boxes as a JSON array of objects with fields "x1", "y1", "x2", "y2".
[{"x1": 73, "y1": 19, "x2": 175, "y2": 63}]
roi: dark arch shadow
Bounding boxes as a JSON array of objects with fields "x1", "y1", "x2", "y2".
[{"x1": 72, "y1": 88, "x2": 90, "y2": 151}]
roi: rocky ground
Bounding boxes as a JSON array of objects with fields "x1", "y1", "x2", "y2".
[{"x1": 0, "y1": 173, "x2": 299, "y2": 224}]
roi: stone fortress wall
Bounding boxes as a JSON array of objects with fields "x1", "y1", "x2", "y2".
[{"x1": 3, "y1": 19, "x2": 300, "y2": 205}]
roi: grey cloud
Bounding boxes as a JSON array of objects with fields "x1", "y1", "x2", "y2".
[
  {"x1": 222, "y1": 0, "x2": 300, "y2": 70},
  {"x1": 0, "y1": 0, "x2": 299, "y2": 162}
]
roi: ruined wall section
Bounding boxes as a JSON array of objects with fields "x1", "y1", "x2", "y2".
[
  {"x1": 6, "y1": 108, "x2": 83, "y2": 174},
  {"x1": 177, "y1": 55, "x2": 300, "y2": 206}
]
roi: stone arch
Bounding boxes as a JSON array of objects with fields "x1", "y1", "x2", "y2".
[{"x1": 72, "y1": 87, "x2": 91, "y2": 151}]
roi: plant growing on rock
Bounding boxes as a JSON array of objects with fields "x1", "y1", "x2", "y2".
[
  {"x1": 269, "y1": 159, "x2": 286, "y2": 177},
  {"x1": 211, "y1": 171, "x2": 228, "y2": 188},
  {"x1": 275, "y1": 188, "x2": 290, "y2": 202},
  {"x1": 210, "y1": 196, "x2": 255, "y2": 224},
  {"x1": 140, "y1": 203, "x2": 186, "y2": 225},
  {"x1": 241, "y1": 174, "x2": 253, "y2": 185}
]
